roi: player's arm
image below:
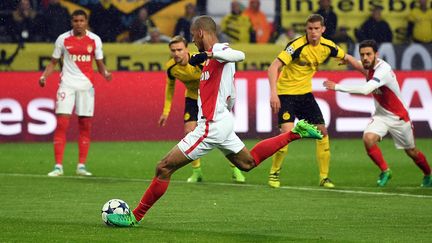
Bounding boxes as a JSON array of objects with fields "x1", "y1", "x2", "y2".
[
  {"x1": 39, "y1": 58, "x2": 59, "y2": 87},
  {"x1": 94, "y1": 37, "x2": 112, "y2": 81},
  {"x1": 268, "y1": 58, "x2": 284, "y2": 114},
  {"x1": 323, "y1": 79, "x2": 380, "y2": 95},
  {"x1": 159, "y1": 77, "x2": 176, "y2": 127},
  {"x1": 343, "y1": 54, "x2": 367, "y2": 76},
  {"x1": 210, "y1": 46, "x2": 245, "y2": 63},
  {"x1": 95, "y1": 59, "x2": 112, "y2": 81}
]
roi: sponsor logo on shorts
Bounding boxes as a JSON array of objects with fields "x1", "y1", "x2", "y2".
[
  {"x1": 184, "y1": 112, "x2": 190, "y2": 121},
  {"x1": 282, "y1": 112, "x2": 291, "y2": 121}
]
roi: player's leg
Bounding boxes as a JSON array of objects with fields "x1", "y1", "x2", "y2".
[
  {"x1": 48, "y1": 86, "x2": 74, "y2": 176},
  {"x1": 225, "y1": 120, "x2": 322, "y2": 171},
  {"x1": 75, "y1": 88, "x2": 95, "y2": 176},
  {"x1": 268, "y1": 95, "x2": 295, "y2": 188},
  {"x1": 389, "y1": 120, "x2": 431, "y2": 187},
  {"x1": 297, "y1": 93, "x2": 334, "y2": 188},
  {"x1": 183, "y1": 98, "x2": 204, "y2": 182},
  {"x1": 108, "y1": 146, "x2": 193, "y2": 227},
  {"x1": 363, "y1": 117, "x2": 391, "y2": 186}
]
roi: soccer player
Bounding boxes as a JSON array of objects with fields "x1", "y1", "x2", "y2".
[
  {"x1": 39, "y1": 10, "x2": 112, "y2": 177},
  {"x1": 107, "y1": 15, "x2": 323, "y2": 227},
  {"x1": 267, "y1": 14, "x2": 345, "y2": 188},
  {"x1": 159, "y1": 35, "x2": 246, "y2": 183},
  {"x1": 323, "y1": 39, "x2": 432, "y2": 187}
]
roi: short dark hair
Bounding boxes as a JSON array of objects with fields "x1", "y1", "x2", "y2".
[
  {"x1": 169, "y1": 35, "x2": 188, "y2": 47},
  {"x1": 359, "y1": 39, "x2": 378, "y2": 52},
  {"x1": 71, "y1": 9, "x2": 87, "y2": 19},
  {"x1": 306, "y1": 14, "x2": 324, "y2": 26},
  {"x1": 191, "y1": 15, "x2": 217, "y2": 34}
]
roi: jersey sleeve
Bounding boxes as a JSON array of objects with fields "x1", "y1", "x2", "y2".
[
  {"x1": 94, "y1": 36, "x2": 104, "y2": 60},
  {"x1": 334, "y1": 43, "x2": 345, "y2": 59},
  {"x1": 212, "y1": 43, "x2": 245, "y2": 63},
  {"x1": 52, "y1": 36, "x2": 63, "y2": 59},
  {"x1": 162, "y1": 72, "x2": 176, "y2": 116},
  {"x1": 277, "y1": 45, "x2": 294, "y2": 65}
]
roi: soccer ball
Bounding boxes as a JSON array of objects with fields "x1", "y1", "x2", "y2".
[{"x1": 101, "y1": 199, "x2": 130, "y2": 226}]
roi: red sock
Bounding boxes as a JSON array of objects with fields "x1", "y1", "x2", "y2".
[
  {"x1": 53, "y1": 116, "x2": 70, "y2": 164},
  {"x1": 414, "y1": 151, "x2": 431, "y2": 175},
  {"x1": 250, "y1": 132, "x2": 301, "y2": 166},
  {"x1": 132, "y1": 177, "x2": 170, "y2": 221},
  {"x1": 78, "y1": 117, "x2": 92, "y2": 164},
  {"x1": 366, "y1": 144, "x2": 388, "y2": 171}
]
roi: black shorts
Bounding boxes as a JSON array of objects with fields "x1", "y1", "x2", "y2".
[
  {"x1": 184, "y1": 97, "x2": 198, "y2": 123},
  {"x1": 278, "y1": 93, "x2": 325, "y2": 125}
]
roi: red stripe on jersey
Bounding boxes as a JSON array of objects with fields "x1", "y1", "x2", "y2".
[
  {"x1": 64, "y1": 35, "x2": 96, "y2": 82},
  {"x1": 368, "y1": 69, "x2": 410, "y2": 122},
  {"x1": 185, "y1": 121, "x2": 210, "y2": 155},
  {"x1": 199, "y1": 58, "x2": 225, "y2": 121}
]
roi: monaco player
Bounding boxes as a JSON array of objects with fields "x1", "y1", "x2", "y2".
[
  {"x1": 39, "y1": 10, "x2": 112, "y2": 177},
  {"x1": 106, "y1": 16, "x2": 323, "y2": 227},
  {"x1": 324, "y1": 39, "x2": 431, "y2": 187}
]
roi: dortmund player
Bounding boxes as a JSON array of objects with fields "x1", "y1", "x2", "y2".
[
  {"x1": 159, "y1": 35, "x2": 245, "y2": 183},
  {"x1": 267, "y1": 14, "x2": 347, "y2": 188}
]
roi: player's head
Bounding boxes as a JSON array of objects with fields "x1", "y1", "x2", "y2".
[
  {"x1": 71, "y1": 10, "x2": 88, "y2": 35},
  {"x1": 305, "y1": 14, "x2": 325, "y2": 42},
  {"x1": 359, "y1": 39, "x2": 378, "y2": 69},
  {"x1": 169, "y1": 35, "x2": 189, "y2": 64},
  {"x1": 190, "y1": 15, "x2": 217, "y2": 51}
]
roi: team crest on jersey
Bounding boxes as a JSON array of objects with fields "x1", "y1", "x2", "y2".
[
  {"x1": 87, "y1": 45, "x2": 93, "y2": 53},
  {"x1": 282, "y1": 112, "x2": 291, "y2": 121}
]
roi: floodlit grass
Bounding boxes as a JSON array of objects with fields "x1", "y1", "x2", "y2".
[{"x1": 1, "y1": 139, "x2": 431, "y2": 242}]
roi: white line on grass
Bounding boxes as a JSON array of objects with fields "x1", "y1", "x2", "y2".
[{"x1": 1, "y1": 172, "x2": 431, "y2": 199}]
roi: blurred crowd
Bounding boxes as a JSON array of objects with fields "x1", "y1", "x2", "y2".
[{"x1": 0, "y1": 0, "x2": 431, "y2": 45}]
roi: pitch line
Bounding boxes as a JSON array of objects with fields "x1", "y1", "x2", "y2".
[{"x1": 1, "y1": 172, "x2": 431, "y2": 199}]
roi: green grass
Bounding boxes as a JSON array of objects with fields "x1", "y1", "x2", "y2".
[{"x1": 1, "y1": 139, "x2": 432, "y2": 242}]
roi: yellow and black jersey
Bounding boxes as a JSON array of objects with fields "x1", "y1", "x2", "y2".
[
  {"x1": 162, "y1": 53, "x2": 202, "y2": 116},
  {"x1": 277, "y1": 35, "x2": 345, "y2": 95}
]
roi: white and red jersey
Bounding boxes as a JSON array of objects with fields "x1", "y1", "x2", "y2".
[
  {"x1": 366, "y1": 58, "x2": 410, "y2": 122},
  {"x1": 52, "y1": 30, "x2": 103, "y2": 90},
  {"x1": 198, "y1": 43, "x2": 236, "y2": 122}
]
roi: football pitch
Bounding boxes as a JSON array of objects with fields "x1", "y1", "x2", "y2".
[{"x1": 1, "y1": 139, "x2": 432, "y2": 242}]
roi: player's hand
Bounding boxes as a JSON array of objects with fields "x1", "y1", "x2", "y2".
[
  {"x1": 104, "y1": 71, "x2": 112, "y2": 81},
  {"x1": 158, "y1": 114, "x2": 168, "y2": 127},
  {"x1": 323, "y1": 80, "x2": 336, "y2": 90},
  {"x1": 189, "y1": 52, "x2": 209, "y2": 66},
  {"x1": 270, "y1": 94, "x2": 281, "y2": 114},
  {"x1": 39, "y1": 76, "x2": 46, "y2": 87}
]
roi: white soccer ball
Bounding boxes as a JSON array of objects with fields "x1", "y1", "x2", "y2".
[{"x1": 101, "y1": 199, "x2": 130, "y2": 226}]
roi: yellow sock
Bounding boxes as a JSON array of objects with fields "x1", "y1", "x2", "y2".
[
  {"x1": 191, "y1": 159, "x2": 201, "y2": 169},
  {"x1": 316, "y1": 136, "x2": 330, "y2": 180},
  {"x1": 270, "y1": 145, "x2": 288, "y2": 174}
]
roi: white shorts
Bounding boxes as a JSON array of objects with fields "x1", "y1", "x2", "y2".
[
  {"x1": 55, "y1": 84, "x2": 95, "y2": 117},
  {"x1": 177, "y1": 113, "x2": 245, "y2": 161},
  {"x1": 364, "y1": 115, "x2": 415, "y2": 149}
]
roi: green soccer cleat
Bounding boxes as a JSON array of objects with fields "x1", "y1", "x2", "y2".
[
  {"x1": 421, "y1": 175, "x2": 432, "y2": 187},
  {"x1": 232, "y1": 167, "x2": 246, "y2": 183},
  {"x1": 268, "y1": 169, "x2": 281, "y2": 188},
  {"x1": 187, "y1": 167, "x2": 203, "y2": 183},
  {"x1": 377, "y1": 169, "x2": 392, "y2": 187},
  {"x1": 292, "y1": 120, "x2": 323, "y2": 139},
  {"x1": 319, "y1": 178, "x2": 335, "y2": 188},
  {"x1": 106, "y1": 211, "x2": 139, "y2": 227}
]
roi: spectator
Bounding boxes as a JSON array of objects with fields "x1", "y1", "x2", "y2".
[
  {"x1": 333, "y1": 26, "x2": 355, "y2": 54},
  {"x1": 355, "y1": 6, "x2": 392, "y2": 44},
  {"x1": 42, "y1": 0, "x2": 70, "y2": 42},
  {"x1": 89, "y1": 1, "x2": 122, "y2": 42},
  {"x1": 274, "y1": 27, "x2": 301, "y2": 45},
  {"x1": 173, "y1": 3, "x2": 196, "y2": 42},
  {"x1": 314, "y1": 0, "x2": 337, "y2": 40},
  {"x1": 407, "y1": 0, "x2": 432, "y2": 43},
  {"x1": 129, "y1": 7, "x2": 155, "y2": 42},
  {"x1": 134, "y1": 27, "x2": 171, "y2": 44},
  {"x1": 220, "y1": 0, "x2": 254, "y2": 43},
  {"x1": 11, "y1": 0, "x2": 41, "y2": 42},
  {"x1": 242, "y1": 0, "x2": 271, "y2": 43}
]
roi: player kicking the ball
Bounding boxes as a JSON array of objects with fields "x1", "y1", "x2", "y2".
[
  {"x1": 107, "y1": 16, "x2": 323, "y2": 227},
  {"x1": 324, "y1": 39, "x2": 431, "y2": 187},
  {"x1": 39, "y1": 10, "x2": 112, "y2": 177}
]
